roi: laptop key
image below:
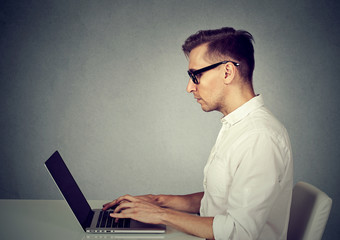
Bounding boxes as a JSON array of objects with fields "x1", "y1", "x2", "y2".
[
  {"x1": 118, "y1": 218, "x2": 124, "y2": 228},
  {"x1": 124, "y1": 218, "x2": 131, "y2": 228},
  {"x1": 100, "y1": 211, "x2": 109, "y2": 228},
  {"x1": 96, "y1": 211, "x2": 103, "y2": 228},
  {"x1": 106, "y1": 212, "x2": 114, "y2": 227}
]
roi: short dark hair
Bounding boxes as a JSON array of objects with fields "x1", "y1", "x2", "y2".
[{"x1": 182, "y1": 27, "x2": 255, "y2": 82}]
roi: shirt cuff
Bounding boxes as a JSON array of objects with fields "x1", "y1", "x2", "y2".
[{"x1": 213, "y1": 215, "x2": 235, "y2": 240}]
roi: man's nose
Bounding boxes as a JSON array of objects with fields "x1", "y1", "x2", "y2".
[{"x1": 186, "y1": 79, "x2": 196, "y2": 93}]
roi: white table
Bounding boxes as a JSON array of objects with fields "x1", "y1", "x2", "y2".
[{"x1": 0, "y1": 199, "x2": 203, "y2": 240}]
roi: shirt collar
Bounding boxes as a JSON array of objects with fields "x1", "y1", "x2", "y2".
[{"x1": 221, "y1": 94, "x2": 264, "y2": 125}]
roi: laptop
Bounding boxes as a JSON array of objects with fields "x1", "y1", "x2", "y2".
[{"x1": 44, "y1": 150, "x2": 166, "y2": 234}]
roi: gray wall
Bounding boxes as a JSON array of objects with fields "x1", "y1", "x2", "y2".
[{"x1": 1, "y1": 0, "x2": 339, "y2": 239}]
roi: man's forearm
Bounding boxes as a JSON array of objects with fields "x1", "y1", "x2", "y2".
[
  {"x1": 110, "y1": 194, "x2": 213, "y2": 239},
  {"x1": 157, "y1": 192, "x2": 204, "y2": 214},
  {"x1": 161, "y1": 207, "x2": 214, "y2": 239}
]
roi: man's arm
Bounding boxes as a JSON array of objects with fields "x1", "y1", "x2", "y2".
[
  {"x1": 162, "y1": 206, "x2": 214, "y2": 239},
  {"x1": 109, "y1": 194, "x2": 214, "y2": 240},
  {"x1": 103, "y1": 192, "x2": 204, "y2": 214},
  {"x1": 158, "y1": 192, "x2": 204, "y2": 213}
]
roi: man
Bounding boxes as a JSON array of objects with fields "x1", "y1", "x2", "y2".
[{"x1": 103, "y1": 27, "x2": 293, "y2": 240}]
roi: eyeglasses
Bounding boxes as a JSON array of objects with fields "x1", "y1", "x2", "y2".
[{"x1": 187, "y1": 60, "x2": 240, "y2": 84}]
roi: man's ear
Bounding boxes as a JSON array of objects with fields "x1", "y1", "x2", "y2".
[{"x1": 224, "y1": 62, "x2": 236, "y2": 85}]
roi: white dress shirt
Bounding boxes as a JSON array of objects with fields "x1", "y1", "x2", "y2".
[{"x1": 200, "y1": 95, "x2": 293, "y2": 240}]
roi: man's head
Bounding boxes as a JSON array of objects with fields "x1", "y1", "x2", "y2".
[
  {"x1": 182, "y1": 27, "x2": 255, "y2": 83},
  {"x1": 183, "y1": 27, "x2": 255, "y2": 116}
]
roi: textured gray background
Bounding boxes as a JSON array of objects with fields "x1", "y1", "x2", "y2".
[{"x1": 1, "y1": 0, "x2": 339, "y2": 239}]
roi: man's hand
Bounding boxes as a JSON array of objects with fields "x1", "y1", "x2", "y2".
[
  {"x1": 103, "y1": 194, "x2": 166, "y2": 225},
  {"x1": 102, "y1": 194, "x2": 162, "y2": 211},
  {"x1": 103, "y1": 192, "x2": 204, "y2": 213},
  {"x1": 102, "y1": 193, "x2": 214, "y2": 239}
]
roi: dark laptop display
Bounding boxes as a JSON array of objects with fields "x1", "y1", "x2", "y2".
[
  {"x1": 45, "y1": 151, "x2": 93, "y2": 230},
  {"x1": 44, "y1": 151, "x2": 166, "y2": 234}
]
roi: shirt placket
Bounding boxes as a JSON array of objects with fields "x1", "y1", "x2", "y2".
[{"x1": 203, "y1": 122, "x2": 230, "y2": 190}]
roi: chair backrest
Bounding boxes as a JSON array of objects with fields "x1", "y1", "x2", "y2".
[{"x1": 287, "y1": 181, "x2": 332, "y2": 240}]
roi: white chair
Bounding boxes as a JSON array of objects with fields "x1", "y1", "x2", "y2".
[{"x1": 287, "y1": 181, "x2": 332, "y2": 240}]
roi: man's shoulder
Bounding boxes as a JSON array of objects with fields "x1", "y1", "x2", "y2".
[
  {"x1": 250, "y1": 106, "x2": 285, "y2": 130},
  {"x1": 233, "y1": 106, "x2": 289, "y2": 143}
]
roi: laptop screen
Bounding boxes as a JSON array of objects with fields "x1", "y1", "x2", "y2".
[{"x1": 45, "y1": 151, "x2": 93, "y2": 230}]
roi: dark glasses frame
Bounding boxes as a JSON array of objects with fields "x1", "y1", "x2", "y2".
[{"x1": 187, "y1": 60, "x2": 240, "y2": 84}]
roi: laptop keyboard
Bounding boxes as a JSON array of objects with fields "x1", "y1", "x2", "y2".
[{"x1": 96, "y1": 211, "x2": 130, "y2": 228}]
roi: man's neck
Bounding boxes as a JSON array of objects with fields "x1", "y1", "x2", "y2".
[{"x1": 220, "y1": 86, "x2": 255, "y2": 116}]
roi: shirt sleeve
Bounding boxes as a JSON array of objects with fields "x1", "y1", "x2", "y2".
[{"x1": 212, "y1": 131, "x2": 288, "y2": 240}]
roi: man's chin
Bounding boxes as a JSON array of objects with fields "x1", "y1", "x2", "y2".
[{"x1": 200, "y1": 104, "x2": 213, "y2": 113}]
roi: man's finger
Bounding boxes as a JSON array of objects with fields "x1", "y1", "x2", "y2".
[
  {"x1": 110, "y1": 208, "x2": 134, "y2": 218},
  {"x1": 113, "y1": 201, "x2": 136, "y2": 214},
  {"x1": 116, "y1": 194, "x2": 137, "y2": 204},
  {"x1": 103, "y1": 194, "x2": 138, "y2": 211},
  {"x1": 102, "y1": 199, "x2": 118, "y2": 210}
]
